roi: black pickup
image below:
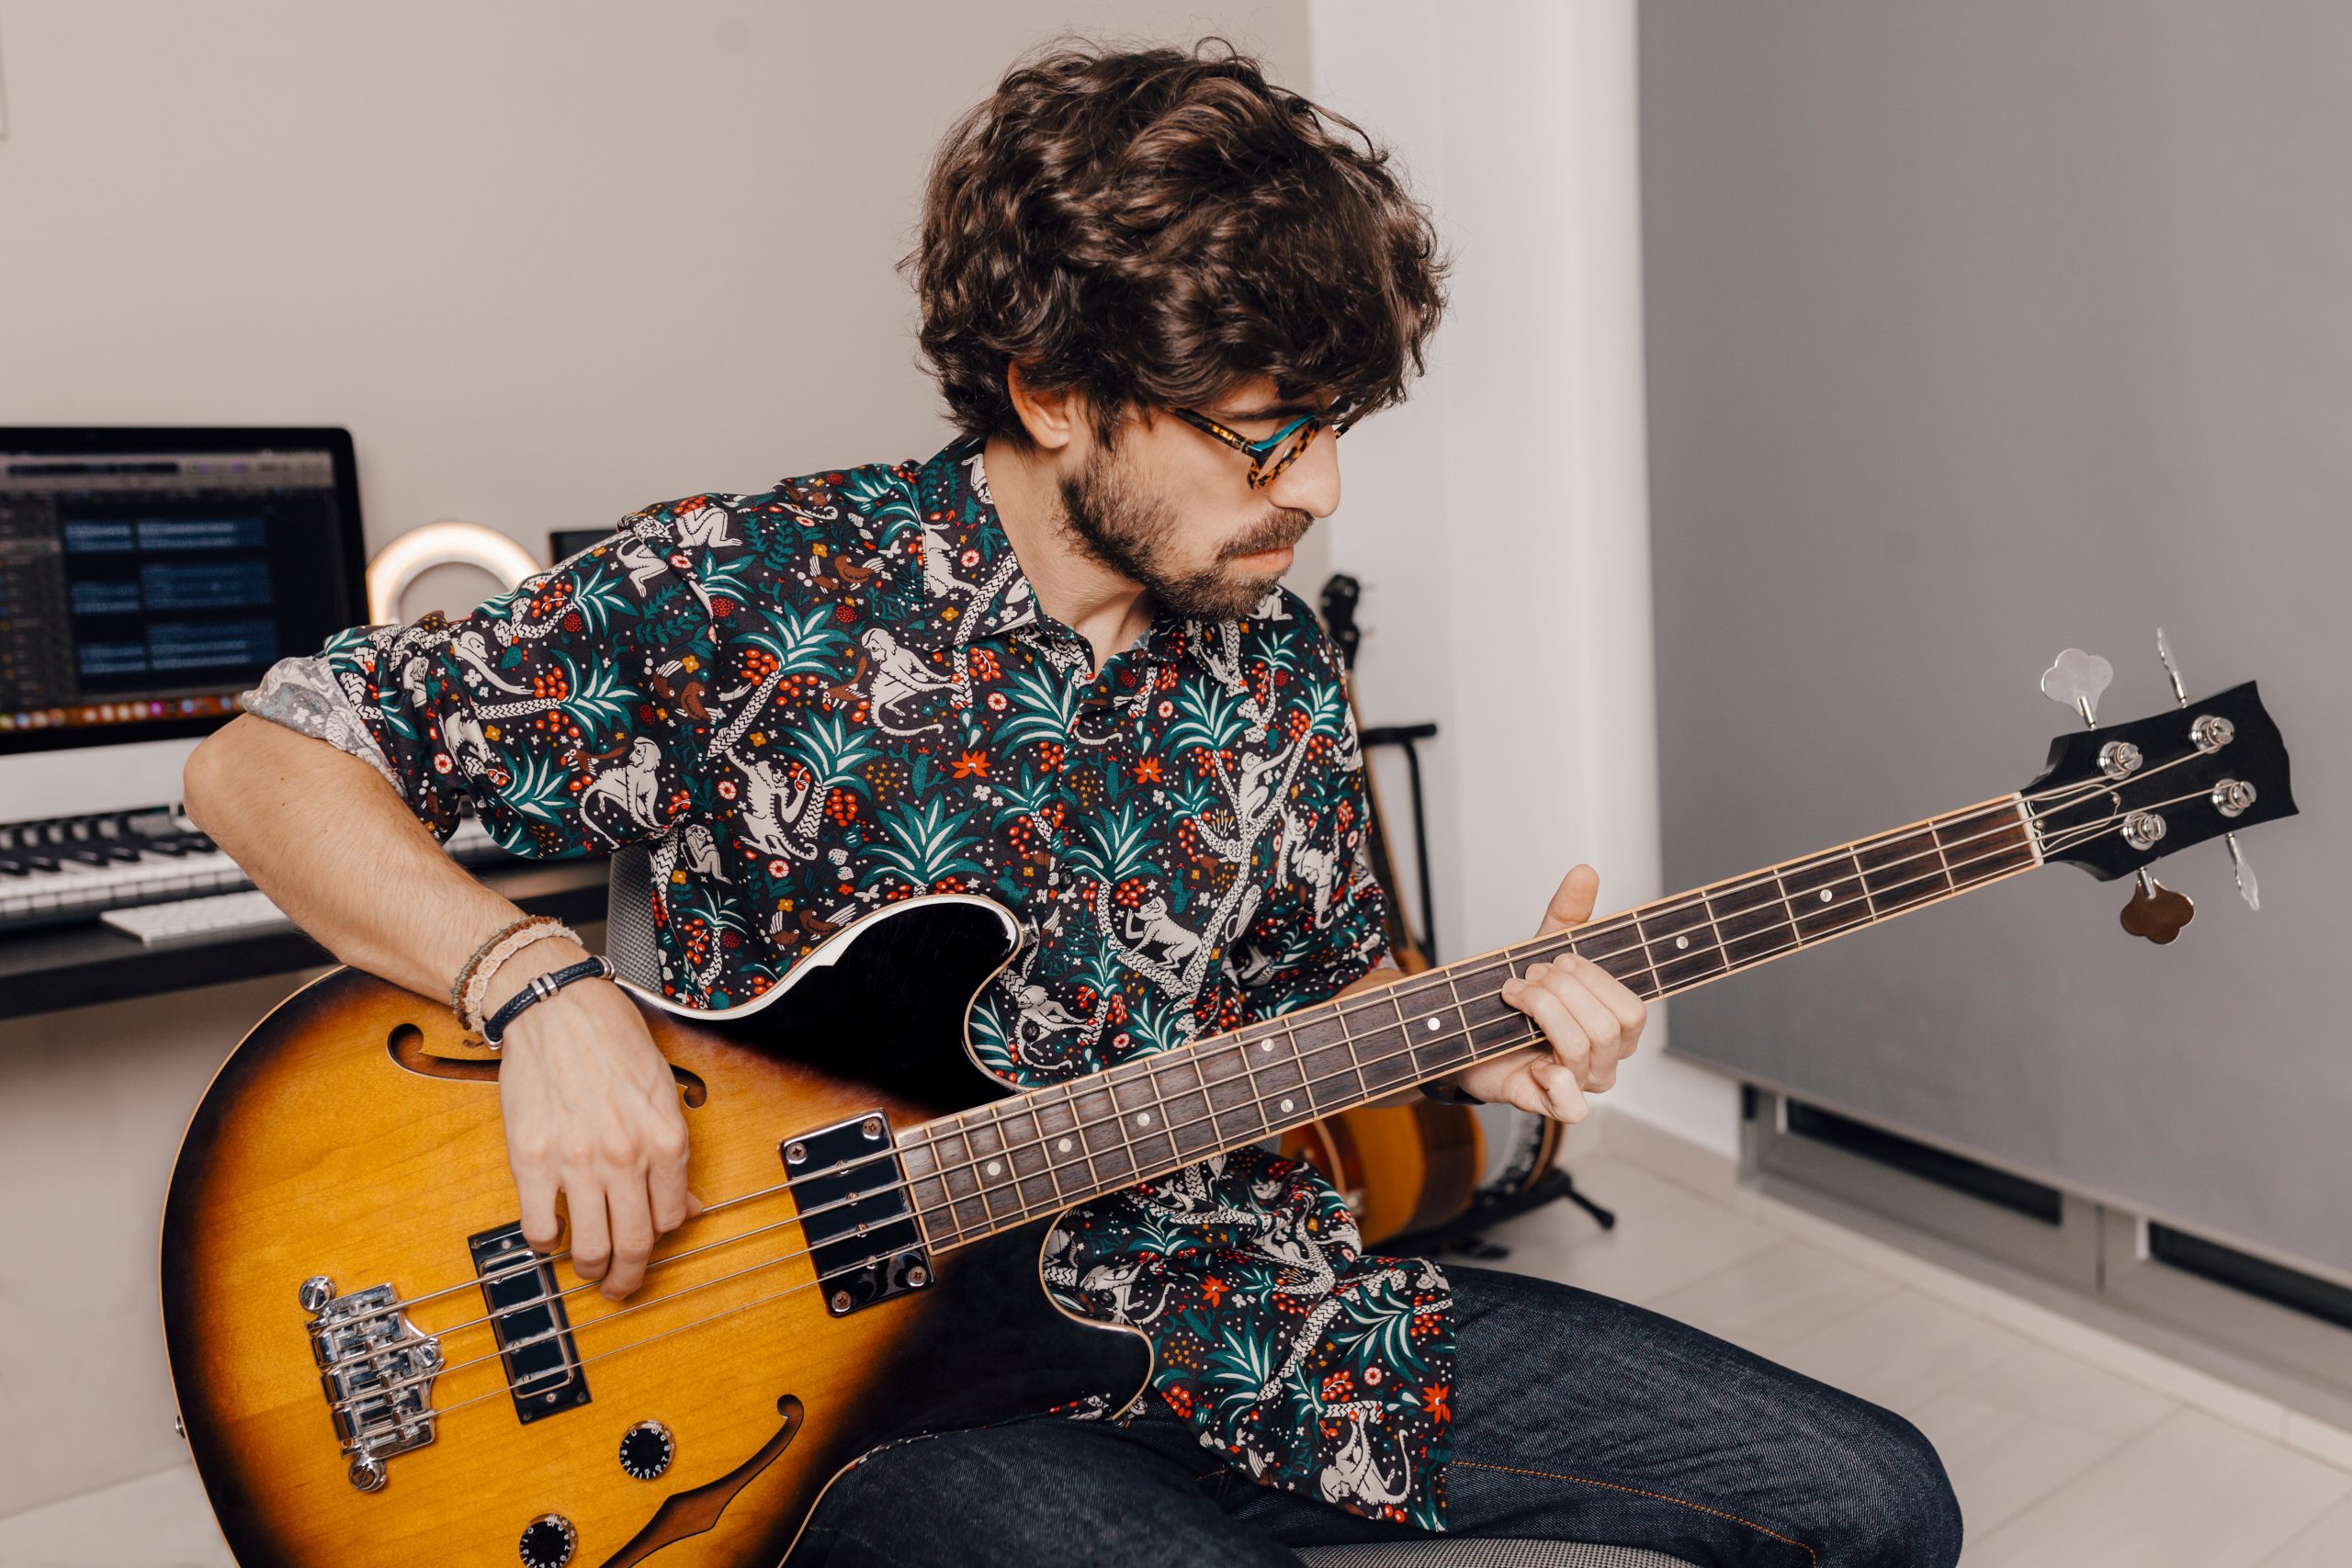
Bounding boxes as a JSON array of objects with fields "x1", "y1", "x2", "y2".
[
  {"x1": 783, "y1": 1111, "x2": 930, "y2": 1317},
  {"x1": 469, "y1": 1222, "x2": 592, "y2": 1423}
]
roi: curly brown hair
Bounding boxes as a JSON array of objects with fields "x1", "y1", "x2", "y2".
[{"x1": 906, "y1": 39, "x2": 1447, "y2": 446}]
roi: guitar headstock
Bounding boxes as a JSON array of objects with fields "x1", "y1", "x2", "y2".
[{"x1": 2022, "y1": 680, "x2": 2297, "y2": 881}]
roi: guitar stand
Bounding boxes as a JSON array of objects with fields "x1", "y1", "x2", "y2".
[
  {"x1": 1385, "y1": 1165, "x2": 1617, "y2": 1263},
  {"x1": 1352, "y1": 716, "x2": 1623, "y2": 1263}
]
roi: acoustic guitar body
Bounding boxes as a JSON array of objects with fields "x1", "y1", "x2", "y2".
[{"x1": 159, "y1": 896, "x2": 1151, "y2": 1568}]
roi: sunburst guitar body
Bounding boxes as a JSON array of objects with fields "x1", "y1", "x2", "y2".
[{"x1": 161, "y1": 895, "x2": 1146, "y2": 1568}]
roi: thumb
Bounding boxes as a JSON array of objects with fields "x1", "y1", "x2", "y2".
[{"x1": 1536, "y1": 863, "x2": 1601, "y2": 936}]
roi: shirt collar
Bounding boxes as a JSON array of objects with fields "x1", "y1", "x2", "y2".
[{"x1": 898, "y1": 437, "x2": 1249, "y2": 693}]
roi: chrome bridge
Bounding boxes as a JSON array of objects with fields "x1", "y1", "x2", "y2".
[
  {"x1": 302, "y1": 1277, "x2": 441, "y2": 1492},
  {"x1": 782, "y1": 1111, "x2": 930, "y2": 1316}
]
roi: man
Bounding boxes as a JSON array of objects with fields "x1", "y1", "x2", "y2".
[{"x1": 185, "y1": 39, "x2": 1961, "y2": 1568}]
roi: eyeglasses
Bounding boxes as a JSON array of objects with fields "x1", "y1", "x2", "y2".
[{"x1": 1168, "y1": 400, "x2": 1356, "y2": 490}]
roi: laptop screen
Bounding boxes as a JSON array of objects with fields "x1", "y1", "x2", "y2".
[{"x1": 0, "y1": 428, "x2": 367, "y2": 757}]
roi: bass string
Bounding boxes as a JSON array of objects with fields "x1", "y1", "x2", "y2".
[
  {"x1": 363, "y1": 841, "x2": 2052, "y2": 1422},
  {"x1": 324, "y1": 798, "x2": 2064, "y2": 1371},
  {"x1": 336, "y1": 731, "x2": 2206, "y2": 1324},
  {"x1": 330, "y1": 804, "x2": 2143, "y2": 1418}
]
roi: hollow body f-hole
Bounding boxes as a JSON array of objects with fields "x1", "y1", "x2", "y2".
[{"x1": 385, "y1": 1023, "x2": 708, "y2": 1106}]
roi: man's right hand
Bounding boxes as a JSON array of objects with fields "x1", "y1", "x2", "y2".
[{"x1": 489, "y1": 944, "x2": 701, "y2": 1301}]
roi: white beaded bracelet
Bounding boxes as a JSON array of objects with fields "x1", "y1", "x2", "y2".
[{"x1": 463, "y1": 919, "x2": 581, "y2": 1034}]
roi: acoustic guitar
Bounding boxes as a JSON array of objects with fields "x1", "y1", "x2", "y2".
[
  {"x1": 159, "y1": 676, "x2": 2294, "y2": 1567},
  {"x1": 1275, "y1": 572, "x2": 1484, "y2": 1243}
]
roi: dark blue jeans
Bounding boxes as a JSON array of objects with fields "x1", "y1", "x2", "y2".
[{"x1": 792, "y1": 1262, "x2": 1962, "y2": 1566}]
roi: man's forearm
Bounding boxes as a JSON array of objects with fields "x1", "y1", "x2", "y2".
[{"x1": 182, "y1": 713, "x2": 552, "y2": 1009}]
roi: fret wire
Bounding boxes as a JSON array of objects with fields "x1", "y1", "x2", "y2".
[
  {"x1": 910, "y1": 800, "x2": 2042, "y2": 1227},
  {"x1": 898, "y1": 1126, "x2": 956, "y2": 1251},
  {"x1": 1104, "y1": 1055, "x2": 1148, "y2": 1192},
  {"x1": 1136, "y1": 1050, "x2": 1179, "y2": 1160},
  {"x1": 1926, "y1": 821, "x2": 1959, "y2": 889},
  {"x1": 1363, "y1": 987, "x2": 1421, "y2": 1095},
  {"x1": 1273, "y1": 1014, "x2": 1314, "y2": 1124},
  {"x1": 1039, "y1": 1086, "x2": 1081, "y2": 1194},
  {"x1": 1434, "y1": 971, "x2": 1472, "y2": 1077},
  {"x1": 969, "y1": 1105, "x2": 1019, "y2": 1229},
  {"x1": 1155, "y1": 1053, "x2": 1212, "y2": 1161},
  {"x1": 1214, "y1": 1025, "x2": 1264, "y2": 1138},
  {"x1": 1608, "y1": 919, "x2": 1663, "y2": 995},
  {"x1": 1849, "y1": 848, "x2": 1881, "y2": 919},
  {"x1": 1646, "y1": 890, "x2": 1732, "y2": 980},
  {"x1": 1770, "y1": 867, "x2": 1802, "y2": 940},
  {"x1": 1327, "y1": 996, "x2": 1374, "y2": 1107},
  {"x1": 1225, "y1": 1021, "x2": 1283, "y2": 1144},
  {"x1": 1028, "y1": 1088, "x2": 1069, "y2": 1211}
]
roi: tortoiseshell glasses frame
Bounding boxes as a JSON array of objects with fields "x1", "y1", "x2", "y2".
[{"x1": 1167, "y1": 400, "x2": 1358, "y2": 490}]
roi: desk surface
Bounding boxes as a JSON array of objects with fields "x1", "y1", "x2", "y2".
[{"x1": 0, "y1": 859, "x2": 610, "y2": 1021}]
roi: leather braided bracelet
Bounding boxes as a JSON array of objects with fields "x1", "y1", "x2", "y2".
[{"x1": 481, "y1": 955, "x2": 618, "y2": 1049}]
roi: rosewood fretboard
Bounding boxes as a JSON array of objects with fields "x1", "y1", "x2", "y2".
[{"x1": 896, "y1": 795, "x2": 2041, "y2": 1251}]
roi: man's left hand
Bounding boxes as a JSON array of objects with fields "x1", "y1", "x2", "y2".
[{"x1": 1443, "y1": 864, "x2": 1649, "y2": 1122}]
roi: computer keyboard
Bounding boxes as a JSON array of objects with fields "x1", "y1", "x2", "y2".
[
  {"x1": 101, "y1": 887, "x2": 296, "y2": 945},
  {"x1": 0, "y1": 806, "x2": 505, "y2": 932}
]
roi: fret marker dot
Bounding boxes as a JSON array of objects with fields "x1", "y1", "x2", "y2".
[
  {"x1": 1674, "y1": 935, "x2": 1690, "y2": 950},
  {"x1": 1136, "y1": 1112, "x2": 1152, "y2": 1126},
  {"x1": 1261, "y1": 1040, "x2": 1274, "y2": 1051},
  {"x1": 1425, "y1": 1016, "x2": 1442, "y2": 1032},
  {"x1": 1280, "y1": 1098, "x2": 1295, "y2": 1113},
  {"x1": 985, "y1": 1161, "x2": 1001, "y2": 1177},
  {"x1": 1057, "y1": 1138, "x2": 1072, "y2": 1153},
  {"x1": 1818, "y1": 889, "x2": 1834, "y2": 903}
]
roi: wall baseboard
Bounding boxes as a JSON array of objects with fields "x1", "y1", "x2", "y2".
[{"x1": 1579, "y1": 1099, "x2": 2352, "y2": 1466}]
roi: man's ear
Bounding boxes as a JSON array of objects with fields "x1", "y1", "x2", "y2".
[{"x1": 1006, "y1": 361, "x2": 1083, "y2": 455}]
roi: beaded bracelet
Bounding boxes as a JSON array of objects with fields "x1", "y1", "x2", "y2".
[
  {"x1": 464, "y1": 919, "x2": 582, "y2": 1035},
  {"x1": 451, "y1": 915, "x2": 547, "y2": 1026}
]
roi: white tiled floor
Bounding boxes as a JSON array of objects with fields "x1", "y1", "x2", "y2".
[
  {"x1": 4, "y1": 1120, "x2": 2346, "y2": 1566},
  {"x1": 1469, "y1": 1131, "x2": 2352, "y2": 1566}
]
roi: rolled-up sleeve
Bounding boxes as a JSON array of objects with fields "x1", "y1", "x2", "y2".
[{"x1": 237, "y1": 503, "x2": 726, "y2": 859}]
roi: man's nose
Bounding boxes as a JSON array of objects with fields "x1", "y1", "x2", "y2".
[{"x1": 1264, "y1": 431, "x2": 1341, "y2": 519}]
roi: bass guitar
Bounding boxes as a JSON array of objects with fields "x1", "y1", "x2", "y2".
[{"x1": 159, "y1": 670, "x2": 2295, "y2": 1567}]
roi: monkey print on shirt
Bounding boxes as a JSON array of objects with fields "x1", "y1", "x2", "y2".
[{"x1": 238, "y1": 438, "x2": 1456, "y2": 1529}]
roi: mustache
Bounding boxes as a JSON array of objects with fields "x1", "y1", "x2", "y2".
[{"x1": 1220, "y1": 509, "x2": 1315, "y2": 561}]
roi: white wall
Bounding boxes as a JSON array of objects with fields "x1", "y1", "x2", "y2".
[
  {"x1": 1308, "y1": 0, "x2": 1742, "y2": 1156},
  {"x1": 0, "y1": 1, "x2": 1300, "y2": 536},
  {"x1": 0, "y1": 0, "x2": 1311, "y2": 1518}
]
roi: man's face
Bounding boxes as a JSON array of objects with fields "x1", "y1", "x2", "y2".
[{"x1": 1054, "y1": 377, "x2": 1343, "y2": 621}]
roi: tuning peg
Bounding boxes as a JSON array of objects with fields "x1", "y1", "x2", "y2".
[
  {"x1": 2155, "y1": 626, "x2": 2188, "y2": 706},
  {"x1": 2121, "y1": 871, "x2": 2196, "y2": 944},
  {"x1": 2226, "y1": 837, "x2": 2260, "y2": 912},
  {"x1": 2041, "y1": 648, "x2": 2114, "y2": 727},
  {"x1": 2154, "y1": 626, "x2": 2261, "y2": 912}
]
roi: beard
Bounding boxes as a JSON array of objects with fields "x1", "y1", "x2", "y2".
[{"x1": 1056, "y1": 446, "x2": 1313, "y2": 622}]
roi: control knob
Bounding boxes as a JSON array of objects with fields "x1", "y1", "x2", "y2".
[
  {"x1": 620, "y1": 1419, "x2": 675, "y2": 1481},
  {"x1": 518, "y1": 1513, "x2": 576, "y2": 1568}
]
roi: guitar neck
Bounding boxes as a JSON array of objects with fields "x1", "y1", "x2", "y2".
[{"x1": 898, "y1": 794, "x2": 2042, "y2": 1254}]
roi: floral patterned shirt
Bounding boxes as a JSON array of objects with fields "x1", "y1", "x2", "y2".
[{"x1": 238, "y1": 437, "x2": 1456, "y2": 1528}]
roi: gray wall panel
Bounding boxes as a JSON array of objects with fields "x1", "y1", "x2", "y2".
[{"x1": 1640, "y1": 2, "x2": 2348, "y2": 1272}]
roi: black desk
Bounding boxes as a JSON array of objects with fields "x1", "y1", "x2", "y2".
[{"x1": 0, "y1": 858, "x2": 610, "y2": 1021}]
